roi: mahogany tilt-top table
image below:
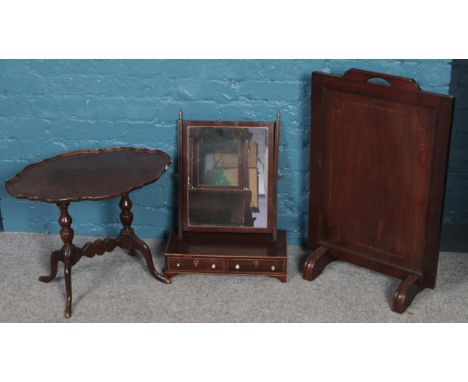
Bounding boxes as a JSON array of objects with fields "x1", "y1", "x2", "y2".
[{"x1": 5, "y1": 147, "x2": 171, "y2": 318}]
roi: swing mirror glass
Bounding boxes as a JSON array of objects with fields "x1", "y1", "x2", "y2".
[{"x1": 187, "y1": 126, "x2": 269, "y2": 228}]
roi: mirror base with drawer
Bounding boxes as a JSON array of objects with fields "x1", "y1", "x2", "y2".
[
  {"x1": 164, "y1": 112, "x2": 287, "y2": 281},
  {"x1": 164, "y1": 231, "x2": 287, "y2": 282}
]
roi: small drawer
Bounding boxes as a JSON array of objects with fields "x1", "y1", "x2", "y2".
[
  {"x1": 167, "y1": 257, "x2": 225, "y2": 272},
  {"x1": 227, "y1": 259, "x2": 284, "y2": 273}
]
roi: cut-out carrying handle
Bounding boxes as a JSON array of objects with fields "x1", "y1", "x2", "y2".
[{"x1": 344, "y1": 68, "x2": 421, "y2": 91}]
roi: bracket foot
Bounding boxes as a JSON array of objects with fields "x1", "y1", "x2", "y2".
[
  {"x1": 392, "y1": 274, "x2": 424, "y2": 314},
  {"x1": 303, "y1": 246, "x2": 335, "y2": 281}
]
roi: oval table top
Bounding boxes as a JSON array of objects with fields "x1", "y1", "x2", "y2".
[{"x1": 5, "y1": 147, "x2": 171, "y2": 203}]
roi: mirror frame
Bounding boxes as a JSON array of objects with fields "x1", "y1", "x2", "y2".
[{"x1": 177, "y1": 114, "x2": 280, "y2": 238}]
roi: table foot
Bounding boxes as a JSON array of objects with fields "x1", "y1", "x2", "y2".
[
  {"x1": 39, "y1": 250, "x2": 63, "y2": 283},
  {"x1": 118, "y1": 193, "x2": 170, "y2": 284},
  {"x1": 132, "y1": 234, "x2": 171, "y2": 283},
  {"x1": 118, "y1": 231, "x2": 171, "y2": 284}
]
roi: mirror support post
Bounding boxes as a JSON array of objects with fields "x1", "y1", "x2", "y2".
[
  {"x1": 272, "y1": 111, "x2": 280, "y2": 241},
  {"x1": 177, "y1": 110, "x2": 184, "y2": 239}
]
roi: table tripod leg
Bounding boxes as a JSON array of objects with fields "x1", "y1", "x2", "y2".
[
  {"x1": 118, "y1": 193, "x2": 170, "y2": 284},
  {"x1": 57, "y1": 202, "x2": 75, "y2": 319},
  {"x1": 130, "y1": 235, "x2": 170, "y2": 284},
  {"x1": 64, "y1": 247, "x2": 73, "y2": 319},
  {"x1": 38, "y1": 250, "x2": 63, "y2": 283}
]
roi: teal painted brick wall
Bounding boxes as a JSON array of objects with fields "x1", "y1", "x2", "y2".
[
  {"x1": 445, "y1": 60, "x2": 468, "y2": 225},
  {"x1": 0, "y1": 59, "x2": 452, "y2": 245}
]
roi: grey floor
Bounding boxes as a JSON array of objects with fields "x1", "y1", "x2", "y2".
[{"x1": 0, "y1": 231, "x2": 467, "y2": 322}]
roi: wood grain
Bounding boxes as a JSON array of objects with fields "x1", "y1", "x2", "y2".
[
  {"x1": 6, "y1": 147, "x2": 171, "y2": 318},
  {"x1": 305, "y1": 69, "x2": 454, "y2": 313},
  {"x1": 5, "y1": 147, "x2": 171, "y2": 203}
]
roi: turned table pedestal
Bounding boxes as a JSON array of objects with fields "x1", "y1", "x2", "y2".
[{"x1": 5, "y1": 147, "x2": 171, "y2": 318}]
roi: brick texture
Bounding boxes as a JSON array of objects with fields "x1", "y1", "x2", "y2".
[
  {"x1": 445, "y1": 60, "x2": 468, "y2": 226},
  {"x1": 0, "y1": 59, "x2": 452, "y2": 245}
]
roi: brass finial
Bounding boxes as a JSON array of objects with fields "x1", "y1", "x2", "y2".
[
  {"x1": 178, "y1": 110, "x2": 183, "y2": 120},
  {"x1": 276, "y1": 111, "x2": 280, "y2": 121}
]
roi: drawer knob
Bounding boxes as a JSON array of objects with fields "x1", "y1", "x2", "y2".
[
  {"x1": 211, "y1": 264, "x2": 216, "y2": 269},
  {"x1": 194, "y1": 259, "x2": 199, "y2": 267},
  {"x1": 176, "y1": 263, "x2": 180, "y2": 268},
  {"x1": 253, "y1": 260, "x2": 259, "y2": 269},
  {"x1": 271, "y1": 265, "x2": 276, "y2": 271},
  {"x1": 235, "y1": 264, "x2": 240, "y2": 270}
]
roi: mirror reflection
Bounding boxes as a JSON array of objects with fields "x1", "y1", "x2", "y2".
[{"x1": 188, "y1": 126, "x2": 268, "y2": 228}]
